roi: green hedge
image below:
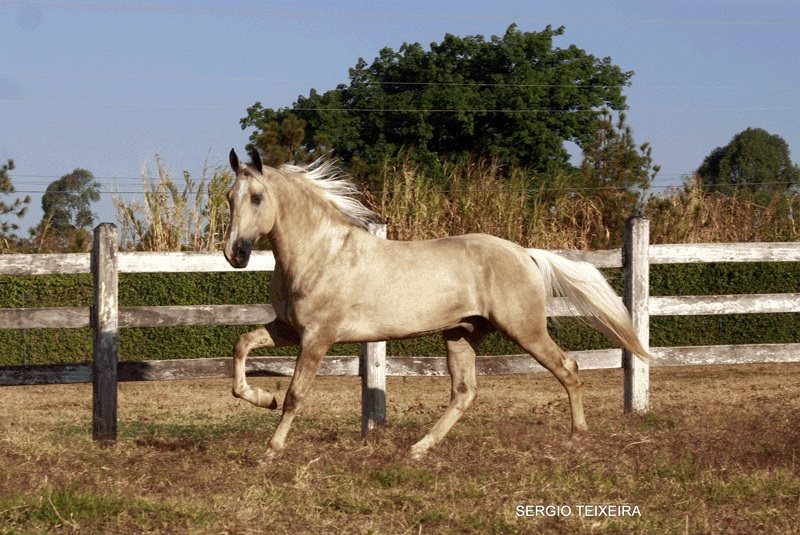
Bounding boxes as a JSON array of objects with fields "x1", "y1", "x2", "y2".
[
  {"x1": 1, "y1": 262, "x2": 799, "y2": 365},
  {"x1": 650, "y1": 261, "x2": 800, "y2": 349}
]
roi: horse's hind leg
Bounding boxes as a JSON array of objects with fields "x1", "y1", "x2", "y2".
[
  {"x1": 516, "y1": 330, "x2": 587, "y2": 437},
  {"x1": 232, "y1": 319, "x2": 298, "y2": 409},
  {"x1": 408, "y1": 326, "x2": 486, "y2": 460}
]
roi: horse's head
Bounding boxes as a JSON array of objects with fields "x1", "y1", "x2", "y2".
[{"x1": 224, "y1": 148, "x2": 276, "y2": 268}]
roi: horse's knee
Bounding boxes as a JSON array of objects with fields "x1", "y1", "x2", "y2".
[
  {"x1": 283, "y1": 390, "x2": 302, "y2": 413},
  {"x1": 233, "y1": 334, "x2": 252, "y2": 359},
  {"x1": 234, "y1": 326, "x2": 278, "y2": 359},
  {"x1": 451, "y1": 380, "x2": 477, "y2": 410}
]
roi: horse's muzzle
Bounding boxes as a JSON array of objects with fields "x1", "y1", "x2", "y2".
[{"x1": 224, "y1": 240, "x2": 251, "y2": 269}]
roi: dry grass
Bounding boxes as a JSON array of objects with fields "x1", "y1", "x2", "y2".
[
  {"x1": 105, "y1": 157, "x2": 799, "y2": 254},
  {"x1": 646, "y1": 174, "x2": 800, "y2": 244},
  {"x1": 373, "y1": 160, "x2": 800, "y2": 251},
  {"x1": 113, "y1": 157, "x2": 233, "y2": 251},
  {"x1": 1, "y1": 364, "x2": 798, "y2": 534},
  {"x1": 371, "y1": 159, "x2": 611, "y2": 250}
]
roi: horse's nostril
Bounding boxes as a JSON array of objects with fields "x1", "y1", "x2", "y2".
[{"x1": 233, "y1": 248, "x2": 250, "y2": 268}]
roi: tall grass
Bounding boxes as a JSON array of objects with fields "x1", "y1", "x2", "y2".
[
  {"x1": 374, "y1": 160, "x2": 799, "y2": 249},
  {"x1": 646, "y1": 175, "x2": 799, "y2": 244},
  {"x1": 373, "y1": 158, "x2": 615, "y2": 250},
  {"x1": 110, "y1": 156, "x2": 798, "y2": 252},
  {"x1": 113, "y1": 156, "x2": 232, "y2": 251}
]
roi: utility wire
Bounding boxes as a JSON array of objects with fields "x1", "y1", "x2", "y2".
[
  {"x1": 4, "y1": 72, "x2": 796, "y2": 92},
  {"x1": 11, "y1": 172, "x2": 695, "y2": 183},
  {"x1": 10, "y1": 181, "x2": 800, "y2": 196},
  {"x1": 4, "y1": 97, "x2": 799, "y2": 114},
  {"x1": 6, "y1": 2, "x2": 799, "y2": 25}
]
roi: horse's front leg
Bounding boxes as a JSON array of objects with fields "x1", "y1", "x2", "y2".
[
  {"x1": 267, "y1": 333, "x2": 332, "y2": 454},
  {"x1": 232, "y1": 319, "x2": 299, "y2": 409}
]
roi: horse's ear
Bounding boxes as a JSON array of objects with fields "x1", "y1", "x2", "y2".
[
  {"x1": 229, "y1": 149, "x2": 240, "y2": 172},
  {"x1": 247, "y1": 146, "x2": 263, "y2": 174}
]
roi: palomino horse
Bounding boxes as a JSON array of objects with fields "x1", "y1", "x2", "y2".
[{"x1": 223, "y1": 148, "x2": 651, "y2": 459}]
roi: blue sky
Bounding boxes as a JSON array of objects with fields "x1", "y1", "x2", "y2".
[{"x1": 2, "y1": 1, "x2": 799, "y2": 231}]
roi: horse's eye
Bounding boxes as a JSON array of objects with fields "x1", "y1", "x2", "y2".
[{"x1": 251, "y1": 193, "x2": 263, "y2": 206}]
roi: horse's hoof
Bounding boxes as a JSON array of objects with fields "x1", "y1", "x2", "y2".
[
  {"x1": 566, "y1": 429, "x2": 588, "y2": 445},
  {"x1": 259, "y1": 448, "x2": 280, "y2": 464},
  {"x1": 406, "y1": 448, "x2": 426, "y2": 461},
  {"x1": 406, "y1": 438, "x2": 433, "y2": 461},
  {"x1": 406, "y1": 444, "x2": 430, "y2": 461},
  {"x1": 255, "y1": 388, "x2": 278, "y2": 409}
]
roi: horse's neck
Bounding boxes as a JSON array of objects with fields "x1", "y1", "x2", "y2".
[{"x1": 267, "y1": 181, "x2": 354, "y2": 284}]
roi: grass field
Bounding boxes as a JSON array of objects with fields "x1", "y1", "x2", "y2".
[{"x1": 1, "y1": 363, "x2": 799, "y2": 534}]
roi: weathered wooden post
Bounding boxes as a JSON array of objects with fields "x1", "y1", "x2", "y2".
[
  {"x1": 623, "y1": 217, "x2": 650, "y2": 413},
  {"x1": 91, "y1": 223, "x2": 119, "y2": 442},
  {"x1": 360, "y1": 222, "x2": 387, "y2": 436}
]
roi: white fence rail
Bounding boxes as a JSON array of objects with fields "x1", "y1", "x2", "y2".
[{"x1": 1, "y1": 219, "x2": 799, "y2": 441}]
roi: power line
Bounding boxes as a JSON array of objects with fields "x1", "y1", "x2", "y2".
[
  {"x1": 12, "y1": 174, "x2": 227, "y2": 182},
  {"x1": 0, "y1": 98, "x2": 244, "y2": 110},
  {"x1": 4, "y1": 97, "x2": 798, "y2": 114},
  {"x1": 10, "y1": 181, "x2": 800, "y2": 196},
  {"x1": 3, "y1": 72, "x2": 796, "y2": 94},
  {"x1": 292, "y1": 106, "x2": 800, "y2": 114},
  {"x1": 10, "y1": 171, "x2": 696, "y2": 182},
  {"x1": 5, "y1": 71, "x2": 793, "y2": 92},
  {"x1": 7, "y1": 2, "x2": 800, "y2": 25}
]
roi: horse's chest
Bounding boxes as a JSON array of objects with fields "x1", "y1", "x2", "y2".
[
  {"x1": 271, "y1": 263, "x2": 357, "y2": 333},
  {"x1": 268, "y1": 277, "x2": 321, "y2": 330}
]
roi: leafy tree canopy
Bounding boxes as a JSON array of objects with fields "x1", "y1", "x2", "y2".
[
  {"x1": 578, "y1": 111, "x2": 659, "y2": 192},
  {"x1": 41, "y1": 168, "x2": 101, "y2": 230},
  {"x1": 1, "y1": 159, "x2": 31, "y2": 235},
  {"x1": 569, "y1": 111, "x2": 659, "y2": 247},
  {"x1": 241, "y1": 24, "x2": 632, "y2": 177},
  {"x1": 697, "y1": 128, "x2": 800, "y2": 194}
]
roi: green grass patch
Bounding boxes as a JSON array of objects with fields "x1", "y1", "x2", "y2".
[
  {"x1": 371, "y1": 464, "x2": 436, "y2": 489},
  {"x1": 0, "y1": 487, "x2": 199, "y2": 533},
  {"x1": 635, "y1": 411, "x2": 679, "y2": 432},
  {"x1": 701, "y1": 469, "x2": 800, "y2": 506}
]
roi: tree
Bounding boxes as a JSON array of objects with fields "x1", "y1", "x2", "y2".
[
  {"x1": 697, "y1": 128, "x2": 800, "y2": 194},
  {"x1": 240, "y1": 111, "x2": 311, "y2": 168},
  {"x1": 1, "y1": 159, "x2": 31, "y2": 235},
  {"x1": 34, "y1": 168, "x2": 100, "y2": 252},
  {"x1": 41, "y1": 168, "x2": 101, "y2": 230},
  {"x1": 577, "y1": 111, "x2": 659, "y2": 196},
  {"x1": 572, "y1": 111, "x2": 659, "y2": 247},
  {"x1": 241, "y1": 24, "x2": 632, "y2": 176}
]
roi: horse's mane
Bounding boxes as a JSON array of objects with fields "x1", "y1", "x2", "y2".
[{"x1": 279, "y1": 159, "x2": 377, "y2": 229}]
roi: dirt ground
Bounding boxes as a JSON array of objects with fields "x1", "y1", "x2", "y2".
[{"x1": 1, "y1": 363, "x2": 799, "y2": 534}]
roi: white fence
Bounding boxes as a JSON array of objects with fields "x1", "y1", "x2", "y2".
[{"x1": 1, "y1": 218, "x2": 799, "y2": 441}]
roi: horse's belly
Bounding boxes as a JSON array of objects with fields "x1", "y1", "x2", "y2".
[{"x1": 336, "y1": 272, "x2": 483, "y2": 342}]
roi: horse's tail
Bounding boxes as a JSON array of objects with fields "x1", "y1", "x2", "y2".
[{"x1": 527, "y1": 249, "x2": 653, "y2": 362}]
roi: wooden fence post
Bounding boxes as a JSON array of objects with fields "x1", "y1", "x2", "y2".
[
  {"x1": 623, "y1": 217, "x2": 650, "y2": 413},
  {"x1": 360, "y1": 222, "x2": 387, "y2": 436},
  {"x1": 92, "y1": 223, "x2": 119, "y2": 442}
]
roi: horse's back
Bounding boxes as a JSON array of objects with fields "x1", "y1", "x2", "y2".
[
  {"x1": 381, "y1": 232, "x2": 529, "y2": 263},
  {"x1": 381, "y1": 233, "x2": 536, "y2": 285}
]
